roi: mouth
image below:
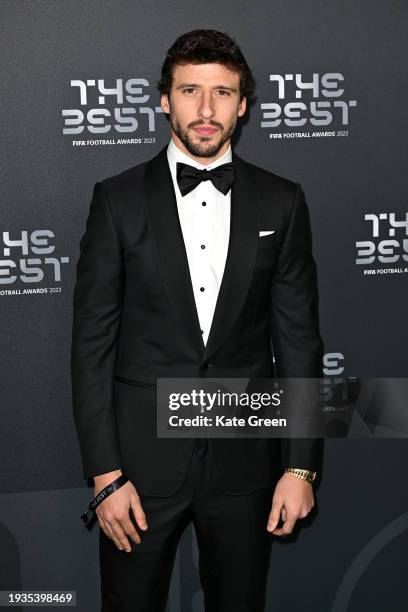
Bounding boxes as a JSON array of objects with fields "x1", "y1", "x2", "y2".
[{"x1": 192, "y1": 126, "x2": 219, "y2": 136}]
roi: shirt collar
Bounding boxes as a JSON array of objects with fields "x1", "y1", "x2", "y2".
[{"x1": 167, "y1": 137, "x2": 232, "y2": 177}]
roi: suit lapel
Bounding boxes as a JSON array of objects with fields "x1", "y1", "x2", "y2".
[
  {"x1": 202, "y1": 151, "x2": 259, "y2": 362},
  {"x1": 143, "y1": 144, "x2": 260, "y2": 362},
  {"x1": 144, "y1": 145, "x2": 206, "y2": 356}
]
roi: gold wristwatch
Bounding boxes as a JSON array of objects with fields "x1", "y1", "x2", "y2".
[{"x1": 284, "y1": 467, "x2": 317, "y2": 483}]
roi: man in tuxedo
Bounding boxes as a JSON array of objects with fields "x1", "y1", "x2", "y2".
[{"x1": 71, "y1": 29, "x2": 324, "y2": 612}]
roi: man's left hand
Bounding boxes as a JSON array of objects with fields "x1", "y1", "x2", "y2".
[{"x1": 267, "y1": 472, "x2": 315, "y2": 535}]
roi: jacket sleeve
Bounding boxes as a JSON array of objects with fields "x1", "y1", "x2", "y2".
[
  {"x1": 270, "y1": 182, "x2": 324, "y2": 472},
  {"x1": 71, "y1": 181, "x2": 124, "y2": 479}
]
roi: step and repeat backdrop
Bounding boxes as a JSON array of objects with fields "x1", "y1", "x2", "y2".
[{"x1": 1, "y1": 1, "x2": 407, "y2": 610}]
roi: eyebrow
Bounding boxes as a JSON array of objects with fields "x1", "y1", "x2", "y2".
[{"x1": 175, "y1": 83, "x2": 238, "y2": 93}]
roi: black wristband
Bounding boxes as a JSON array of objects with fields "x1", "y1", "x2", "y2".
[{"x1": 80, "y1": 474, "x2": 129, "y2": 524}]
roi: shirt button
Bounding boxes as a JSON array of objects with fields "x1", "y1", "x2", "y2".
[
  {"x1": 201, "y1": 244, "x2": 206, "y2": 249},
  {"x1": 201, "y1": 329, "x2": 204, "y2": 334},
  {"x1": 202, "y1": 201, "x2": 206, "y2": 206},
  {"x1": 200, "y1": 287, "x2": 205, "y2": 292},
  {"x1": 202, "y1": 362, "x2": 214, "y2": 370}
]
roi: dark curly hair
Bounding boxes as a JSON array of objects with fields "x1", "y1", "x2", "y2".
[{"x1": 157, "y1": 29, "x2": 255, "y2": 102}]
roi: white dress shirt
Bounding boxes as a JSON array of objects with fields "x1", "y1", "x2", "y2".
[{"x1": 166, "y1": 138, "x2": 232, "y2": 346}]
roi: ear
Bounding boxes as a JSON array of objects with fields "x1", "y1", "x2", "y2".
[
  {"x1": 161, "y1": 93, "x2": 170, "y2": 114},
  {"x1": 238, "y1": 96, "x2": 247, "y2": 118}
]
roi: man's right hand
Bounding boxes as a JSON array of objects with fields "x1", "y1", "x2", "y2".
[{"x1": 93, "y1": 470, "x2": 148, "y2": 552}]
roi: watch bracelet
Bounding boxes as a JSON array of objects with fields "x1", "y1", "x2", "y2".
[{"x1": 284, "y1": 467, "x2": 316, "y2": 483}]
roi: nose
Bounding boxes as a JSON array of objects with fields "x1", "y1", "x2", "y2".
[{"x1": 197, "y1": 91, "x2": 215, "y2": 120}]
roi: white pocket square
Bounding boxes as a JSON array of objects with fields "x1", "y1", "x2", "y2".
[{"x1": 259, "y1": 230, "x2": 275, "y2": 237}]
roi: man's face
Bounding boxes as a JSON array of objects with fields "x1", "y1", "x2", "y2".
[{"x1": 161, "y1": 62, "x2": 246, "y2": 163}]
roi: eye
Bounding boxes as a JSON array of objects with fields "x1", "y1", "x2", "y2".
[
  {"x1": 217, "y1": 90, "x2": 230, "y2": 96},
  {"x1": 182, "y1": 88, "x2": 196, "y2": 94}
]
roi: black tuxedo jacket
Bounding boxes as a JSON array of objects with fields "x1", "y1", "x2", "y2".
[{"x1": 71, "y1": 144, "x2": 324, "y2": 496}]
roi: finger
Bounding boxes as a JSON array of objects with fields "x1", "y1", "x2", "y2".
[
  {"x1": 101, "y1": 521, "x2": 122, "y2": 549},
  {"x1": 271, "y1": 515, "x2": 297, "y2": 536},
  {"x1": 121, "y1": 517, "x2": 141, "y2": 545},
  {"x1": 97, "y1": 511, "x2": 124, "y2": 548},
  {"x1": 267, "y1": 500, "x2": 283, "y2": 532},
  {"x1": 97, "y1": 514, "x2": 113, "y2": 539},
  {"x1": 131, "y1": 496, "x2": 148, "y2": 531},
  {"x1": 108, "y1": 519, "x2": 131, "y2": 552},
  {"x1": 98, "y1": 516, "x2": 109, "y2": 534},
  {"x1": 107, "y1": 531, "x2": 123, "y2": 550}
]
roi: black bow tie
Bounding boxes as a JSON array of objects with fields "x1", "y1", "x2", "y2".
[{"x1": 176, "y1": 161, "x2": 235, "y2": 197}]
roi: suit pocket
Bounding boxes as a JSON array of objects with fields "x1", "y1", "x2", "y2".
[
  {"x1": 255, "y1": 234, "x2": 279, "y2": 271},
  {"x1": 258, "y1": 233, "x2": 278, "y2": 248},
  {"x1": 114, "y1": 374, "x2": 156, "y2": 390}
]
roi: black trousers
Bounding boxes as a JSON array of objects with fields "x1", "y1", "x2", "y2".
[{"x1": 99, "y1": 438, "x2": 275, "y2": 612}]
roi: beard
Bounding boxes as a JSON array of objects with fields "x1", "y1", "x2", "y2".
[{"x1": 168, "y1": 107, "x2": 237, "y2": 159}]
